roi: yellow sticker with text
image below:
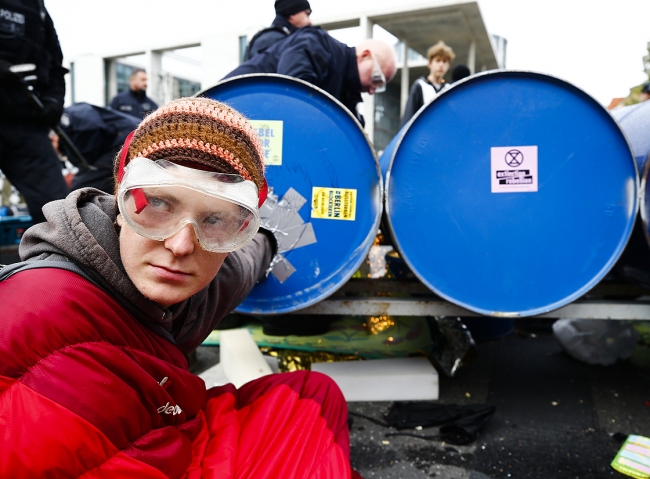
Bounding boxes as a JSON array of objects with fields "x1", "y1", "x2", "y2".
[
  {"x1": 311, "y1": 187, "x2": 357, "y2": 221},
  {"x1": 248, "y1": 120, "x2": 283, "y2": 166}
]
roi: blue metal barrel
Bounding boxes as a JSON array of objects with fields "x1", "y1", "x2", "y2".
[
  {"x1": 611, "y1": 100, "x2": 650, "y2": 173},
  {"x1": 611, "y1": 100, "x2": 650, "y2": 287},
  {"x1": 200, "y1": 74, "x2": 382, "y2": 314},
  {"x1": 380, "y1": 70, "x2": 638, "y2": 316}
]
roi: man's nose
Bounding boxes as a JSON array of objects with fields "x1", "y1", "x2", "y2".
[{"x1": 164, "y1": 223, "x2": 198, "y2": 256}]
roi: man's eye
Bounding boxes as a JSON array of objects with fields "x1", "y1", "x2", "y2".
[
  {"x1": 147, "y1": 196, "x2": 171, "y2": 212},
  {"x1": 203, "y1": 214, "x2": 225, "y2": 226}
]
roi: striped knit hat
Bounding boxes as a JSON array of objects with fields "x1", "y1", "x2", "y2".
[{"x1": 115, "y1": 97, "x2": 267, "y2": 205}]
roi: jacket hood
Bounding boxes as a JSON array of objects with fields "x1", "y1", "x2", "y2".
[{"x1": 19, "y1": 188, "x2": 169, "y2": 328}]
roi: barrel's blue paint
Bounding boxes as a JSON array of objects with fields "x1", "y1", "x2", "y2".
[
  {"x1": 610, "y1": 100, "x2": 650, "y2": 287},
  {"x1": 201, "y1": 74, "x2": 382, "y2": 314},
  {"x1": 611, "y1": 100, "x2": 650, "y2": 174},
  {"x1": 379, "y1": 124, "x2": 405, "y2": 179},
  {"x1": 380, "y1": 71, "x2": 638, "y2": 316},
  {"x1": 611, "y1": 100, "x2": 650, "y2": 248}
]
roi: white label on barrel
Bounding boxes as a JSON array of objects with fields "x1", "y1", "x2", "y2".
[
  {"x1": 248, "y1": 120, "x2": 283, "y2": 166},
  {"x1": 490, "y1": 146, "x2": 538, "y2": 193},
  {"x1": 311, "y1": 187, "x2": 357, "y2": 221}
]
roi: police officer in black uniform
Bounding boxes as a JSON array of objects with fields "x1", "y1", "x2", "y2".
[
  {"x1": 109, "y1": 68, "x2": 158, "y2": 119},
  {"x1": 244, "y1": 0, "x2": 312, "y2": 61},
  {"x1": 0, "y1": 0, "x2": 69, "y2": 224}
]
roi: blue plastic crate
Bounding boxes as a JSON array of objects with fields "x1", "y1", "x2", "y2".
[{"x1": 0, "y1": 216, "x2": 33, "y2": 246}]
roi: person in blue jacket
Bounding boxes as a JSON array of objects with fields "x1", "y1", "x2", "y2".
[
  {"x1": 244, "y1": 0, "x2": 312, "y2": 61},
  {"x1": 110, "y1": 68, "x2": 158, "y2": 119},
  {"x1": 225, "y1": 27, "x2": 396, "y2": 127}
]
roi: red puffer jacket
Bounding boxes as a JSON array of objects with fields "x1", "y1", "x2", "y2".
[{"x1": 0, "y1": 268, "x2": 352, "y2": 478}]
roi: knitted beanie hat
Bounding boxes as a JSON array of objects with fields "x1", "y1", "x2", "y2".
[
  {"x1": 115, "y1": 97, "x2": 266, "y2": 203},
  {"x1": 275, "y1": 0, "x2": 311, "y2": 17}
]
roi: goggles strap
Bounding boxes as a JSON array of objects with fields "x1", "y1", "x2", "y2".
[
  {"x1": 117, "y1": 130, "x2": 136, "y2": 184},
  {"x1": 258, "y1": 178, "x2": 268, "y2": 207},
  {"x1": 116, "y1": 130, "x2": 148, "y2": 214},
  {"x1": 131, "y1": 188, "x2": 149, "y2": 214}
]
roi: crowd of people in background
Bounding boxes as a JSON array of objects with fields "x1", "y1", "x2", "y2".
[
  {"x1": 3, "y1": 0, "x2": 650, "y2": 225},
  {"x1": 0, "y1": 0, "x2": 489, "y2": 218}
]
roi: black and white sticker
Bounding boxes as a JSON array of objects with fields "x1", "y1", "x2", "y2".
[{"x1": 490, "y1": 146, "x2": 538, "y2": 193}]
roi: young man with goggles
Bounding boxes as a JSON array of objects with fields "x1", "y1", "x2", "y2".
[
  {"x1": 0, "y1": 97, "x2": 354, "y2": 478},
  {"x1": 117, "y1": 158, "x2": 261, "y2": 253}
]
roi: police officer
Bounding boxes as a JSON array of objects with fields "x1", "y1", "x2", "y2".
[
  {"x1": 226, "y1": 29, "x2": 396, "y2": 127},
  {"x1": 0, "y1": 0, "x2": 69, "y2": 224},
  {"x1": 109, "y1": 68, "x2": 159, "y2": 119},
  {"x1": 244, "y1": 0, "x2": 312, "y2": 61}
]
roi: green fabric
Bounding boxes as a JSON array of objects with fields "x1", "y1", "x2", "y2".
[{"x1": 202, "y1": 316, "x2": 432, "y2": 359}]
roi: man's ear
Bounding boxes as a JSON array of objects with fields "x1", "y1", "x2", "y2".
[
  {"x1": 116, "y1": 213, "x2": 124, "y2": 227},
  {"x1": 357, "y1": 48, "x2": 371, "y2": 61}
]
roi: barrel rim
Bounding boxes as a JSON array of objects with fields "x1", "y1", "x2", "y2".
[{"x1": 640, "y1": 152, "x2": 650, "y2": 249}]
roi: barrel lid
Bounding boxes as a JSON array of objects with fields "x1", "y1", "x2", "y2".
[
  {"x1": 201, "y1": 74, "x2": 382, "y2": 314},
  {"x1": 385, "y1": 70, "x2": 638, "y2": 316}
]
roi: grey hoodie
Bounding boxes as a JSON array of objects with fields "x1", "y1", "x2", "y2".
[{"x1": 18, "y1": 188, "x2": 272, "y2": 354}]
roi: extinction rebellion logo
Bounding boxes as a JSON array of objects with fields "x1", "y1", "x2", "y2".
[
  {"x1": 496, "y1": 149, "x2": 533, "y2": 185},
  {"x1": 490, "y1": 146, "x2": 538, "y2": 193}
]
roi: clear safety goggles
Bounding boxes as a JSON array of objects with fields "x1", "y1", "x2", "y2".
[
  {"x1": 117, "y1": 157, "x2": 261, "y2": 253},
  {"x1": 371, "y1": 57, "x2": 387, "y2": 93}
]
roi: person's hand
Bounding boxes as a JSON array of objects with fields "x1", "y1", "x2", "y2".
[{"x1": 0, "y1": 60, "x2": 20, "y2": 84}]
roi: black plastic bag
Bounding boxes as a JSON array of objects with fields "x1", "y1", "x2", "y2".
[{"x1": 350, "y1": 402, "x2": 496, "y2": 445}]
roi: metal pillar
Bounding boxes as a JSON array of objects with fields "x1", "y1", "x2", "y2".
[
  {"x1": 467, "y1": 40, "x2": 476, "y2": 75},
  {"x1": 359, "y1": 16, "x2": 375, "y2": 143},
  {"x1": 400, "y1": 39, "x2": 409, "y2": 116},
  {"x1": 145, "y1": 50, "x2": 163, "y2": 106},
  {"x1": 105, "y1": 58, "x2": 117, "y2": 105}
]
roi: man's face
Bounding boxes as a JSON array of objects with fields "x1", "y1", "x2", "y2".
[
  {"x1": 131, "y1": 72, "x2": 148, "y2": 92},
  {"x1": 641, "y1": 91, "x2": 650, "y2": 102},
  {"x1": 288, "y1": 9, "x2": 311, "y2": 28},
  {"x1": 357, "y1": 54, "x2": 385, "y2": 95},
  {"x1": 117, "y1": 214, "x2": 228, "y2": 307},
  {"x1": 429, "y1": 56, "x2": 450, "y2": 79}
]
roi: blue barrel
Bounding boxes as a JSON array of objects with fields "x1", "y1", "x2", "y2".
[
  {"x1": 611, "y1": 100, "x2": 650, "y2": 287},
  {"x1": 380, "y1": 70, "x2": 638, "y2": 317},
  {"x1": 611, "y1": 100, "x2": 650, "y2": 173},
  {"x1": 200, "y1": 74, "x2": 382, "y2": 314}
]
